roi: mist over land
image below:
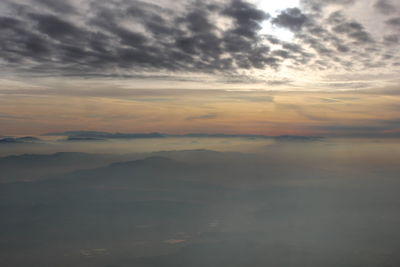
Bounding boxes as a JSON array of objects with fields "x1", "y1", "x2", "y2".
[{"x1": 1, "y1": 136, "x2": 400, "y2": 266}]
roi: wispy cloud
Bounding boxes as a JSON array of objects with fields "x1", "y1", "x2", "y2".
[{"x1": 186, "y1": 113, "x2": 219, "y2": 121}]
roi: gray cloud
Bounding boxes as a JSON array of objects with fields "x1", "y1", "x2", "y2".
[
  {"x1": 0, "y1": 0, "x2": 397, "y2": 82},
  {"x1": 0, "y1": 0, "x2": 278, "y2": 77},
  {"x1": 374, "y1": 0, "x2": 397, "y2": 15},
  {"x1": 384, "y1": 34, "x2": 399, "y2": 44},
  {"x1": 300, "y1": 0, "x2": 355, "y2": 12},
  {"x1": 223, "y1": 0, "x2": 270, "y2": 38},
  {"x1": 272, "y1": 8, "x2": 308, "y2": 32},
  {"x1": 267, "y1": 6, "x2": 382, "y2": 74},
  {"x1": 35, "y1": 0, "x2": 77, "y2": 13},
  {"x1": 327, "y1": 12, "x2": 374, "y2": 45},
  {"x1": 386, "y1": 17, "x2": 400, "y2": 28}
]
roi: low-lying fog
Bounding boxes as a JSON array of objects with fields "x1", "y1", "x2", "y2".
[{"x1": 1, "y1": 137, "x2": 400, "y2": 267}]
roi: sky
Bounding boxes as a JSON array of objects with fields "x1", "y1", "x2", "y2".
[{"x1": 1, "y1": 0, "x2": 400, "y2": 136}]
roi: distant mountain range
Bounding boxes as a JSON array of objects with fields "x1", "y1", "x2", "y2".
[
  {"x1": 0, "y1": 132, "x2": 323, "y2": 145},
  {"x1": 0, "y1": 150, "x2": 246, "y2": 183},
  {"x1": 0, "y1": 156, "x2": 227, "y2": 255},
  {"x1": 0, "y1": 136, "x2": 41, "y2": 143},
  {"x1": 0, "y1": 152, "x2": 131, "y2": 183},
  {"x1": 1, "y1": 149, "x2": 399, "y2": 267},
  {"x1": 45, "y1": 130, "x2": 323, "y2": 141}
]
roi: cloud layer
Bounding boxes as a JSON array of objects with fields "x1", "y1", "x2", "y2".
[{"x1": 0, "y1": 0, "x2": 399, "y2": 81}]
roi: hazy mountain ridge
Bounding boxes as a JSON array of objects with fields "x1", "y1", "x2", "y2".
[
  {"x1": 0, "y1": 155, "x2": 230, "y2": 263},
  {"x1": 1, "y1": 149, "x2": 400, "y2": 267},
  {"x1": 0, "y1": 136, "x2": 41, "y2": 144},
  {"x1": 45, "y1": 130, "x2": 323, "y2": 142},
  {"x1": 0, "y1": 149, "x2": 254, "y2": 183},
  {"x1": 0, "y1": 152, "x2": 130, "y2": 183}
]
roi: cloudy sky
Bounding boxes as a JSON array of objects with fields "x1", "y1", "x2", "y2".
[{"x1": 1, "y1": 0, "x2": 400, "y2": 136}]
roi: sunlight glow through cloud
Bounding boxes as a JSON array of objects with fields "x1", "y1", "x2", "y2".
[{"x1": 256, "y1": 0, "x2": 300, "y2": 41}]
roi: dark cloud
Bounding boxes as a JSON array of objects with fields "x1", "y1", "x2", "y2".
[
  {"x1": 332, "y1": 22, "x2": 374, "y2": 43},
  {"x1": 386, "y1": 17, "x2": 400, "y2": 28},
  {"x1": 185, "y1": 10, "x2": 214, "y2": 33},
  {"x1": 272, "y1": 8, "x2": 307, "y2": 32},
  {"x1": 322, "y1": 11, "x2": 374, "y2": 45},
  {"x1": 374, "y1": 0, "x2": 397, "y2": 15},
  {"x1": 384, "y1": 34, "x2": 399, "y2": 44},
  {"x1": 0, "y1": 0, "x2": 278, "y2": 77},
  {"x1": 34, "y1": 0, "x2": 77, "y2": 13},
  {"x1": 32, "y1": 13, "x2": 84, "y2": 40},
  {"x1": 0, "y1": 0, "x2": 396, "y2": 80},
  {"x1": 223, "y1": 0, "x2": 269, "y2": 38}
]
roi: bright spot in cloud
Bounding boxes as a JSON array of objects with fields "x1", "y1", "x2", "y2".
[{"x1": 256, "y1": 0, "x2": 300, "y2": 41}]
